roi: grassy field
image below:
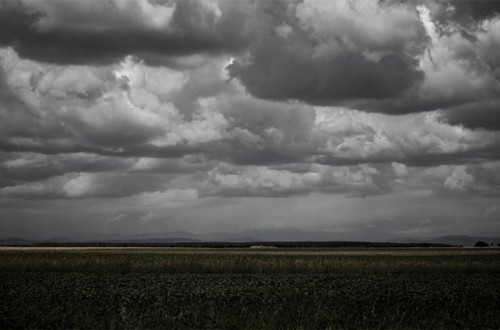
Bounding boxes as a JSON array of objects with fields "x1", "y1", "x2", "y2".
[{"x1": 1, "y1": 247, "x2": 499, "y2": 329}]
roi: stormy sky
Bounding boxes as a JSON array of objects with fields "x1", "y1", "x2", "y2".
[{"x1": 1, "y1": 0, "x2": 499, "y2": 241}]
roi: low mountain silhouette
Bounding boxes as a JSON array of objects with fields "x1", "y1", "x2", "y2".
[
  {"x1": 403, "y1": 235, "x2": 500, "y2": 247},
  {"x1": 2, "y1": 231, "x2": 498, "y2": 247}
]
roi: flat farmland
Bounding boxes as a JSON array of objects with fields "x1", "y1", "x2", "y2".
[{"x1": 1, "y1": 247, "x2": 499, "y2": 329}]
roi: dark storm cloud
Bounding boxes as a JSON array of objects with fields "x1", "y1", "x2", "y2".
[
  {"x1": 0, "y1": 0, "x2": 249, "y2": 65},
  {"x1": 433, "y1": 0, "x2": 500, "y2": 25},
  {"x1": 2, "y1": 0, "x2": 499, "y2": 123},
  {"x1": 443, "y1": 100, "x2": 500, "y2": 131},
  {"x1": 350, "y1": 91, "x2": 487, "y2": 115},
  {"x1": 229, "y1": 52, "x2": 424, "y2": 105},
  {"x1": 0, "y1": 152, "x2": 133, "y2": 185},
  {"x1": 228, "y1": 0, "x2": 427, "y2": 107},
  {"x1": 225, "y1": 0, "x2": 500, "y2": 123},
  {"x1": 341, "y1": 1, "x2": 500, "y2": 120}
]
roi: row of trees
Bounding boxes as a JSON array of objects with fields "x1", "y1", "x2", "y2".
[{"x1": 473, "y1": 241, "x2": 500, "y2": 247}]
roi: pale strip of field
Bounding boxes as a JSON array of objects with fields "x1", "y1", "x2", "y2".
[
  {"x1": 1, "y1": 246, "x2": 500, "y2": 256},
  {"x1": 0, "y1": 246, "x2": 156, "y2": 251}
]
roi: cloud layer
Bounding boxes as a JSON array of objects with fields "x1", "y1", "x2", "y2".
[{"x1": 1, "y1": 0, "x2": 500, "y2": 239}]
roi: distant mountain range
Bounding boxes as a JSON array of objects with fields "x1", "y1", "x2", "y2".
[{"x1": 1, "y1": 230, "x2": 499, "y2": 247}]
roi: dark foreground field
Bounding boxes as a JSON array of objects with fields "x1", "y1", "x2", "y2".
[{"x1": 1, "y1": 248, "x2": 499, "y2": 329}]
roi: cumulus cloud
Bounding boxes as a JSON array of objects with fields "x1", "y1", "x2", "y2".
[
  {"x1": 443, "y1": 165, "x2": 474, "y2": 192},
  {"x1": 134, "y1": 188, "x2": 198, "y2": 207},
  {"x1": 392, "y1": 162, "x2": 408, "y2": 178},
  {"x1": 1, "y1": 0, "x2": 499, "y2": 122},
  {"x1": 228, "y1": 0, "x2": 426, "y2": 105},
  {"x1": 0, "y1": 49, "x2": 232, "y2": 158},
  {"x1": 199, "y1": 162, "x2": 384, "y2": 198},
  {"x1": 202, "y1": 95, "x2": 317, "y2": 164},
  {"x1": 0, "y1": 171, "x2": 170, "y2": 199},
  {"x1": 337, "y1": 4, "x2": 500, "y2": 119},
  {"x1": 483, "y1": 206, "x2": 497, "y2": 217},
  {"x1": 314, "y1": 108, "x2": 499, "y2": 166}
]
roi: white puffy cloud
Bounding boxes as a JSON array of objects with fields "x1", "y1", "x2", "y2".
[
  {"x1": 314, "y1": 107, "x2": 498, "y2": 164},
  {"x1": 392, "y1": 162, "x2": 408, "y2": 178},
  {"x1": 443, "y1": 165, "x2": 474, "y2": 192},
  {"x1": 63, "y1": 173, "x2": 95, "y2": 198},
  {"x1": 0, "y1": 50, "x2": 231, "y2": 151},
  {"x1": 200, "y1": 162, "x2": 383, "y2": 197},
  {"x1": 417, "y1": 6, "x2": 498, "y2": 107},
  {"x1": 133, "y1": 188, "x2": 198, "y2": 206},
  {"x1": 296, "y1": 0, "x2": 426, "y2": 60}
]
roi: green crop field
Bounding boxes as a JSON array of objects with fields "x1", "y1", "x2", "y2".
[{"x1": 1, "y1": 247, "x2": 499, "y2": 329}]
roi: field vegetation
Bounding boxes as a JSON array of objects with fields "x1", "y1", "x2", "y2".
[{"x1": 1, "y1": 247, "x2": 499, "y2": 329}]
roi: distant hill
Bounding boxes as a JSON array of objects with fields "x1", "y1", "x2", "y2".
[
  {"x1": 0, "y1": 228, "x2": 408, "y2": 245},
  {"x1": 2, "y1": 232, "x2": 499, "y2": 248},
  {"x1": 405, "y1": 235, "x2": 500, "y2": 247},
  {"x1": 106, "y1": 237, "x2": 201, "y2": 243},
  {"x1": 0, "y1": 237, "x2": 36, "y2": 246}
]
